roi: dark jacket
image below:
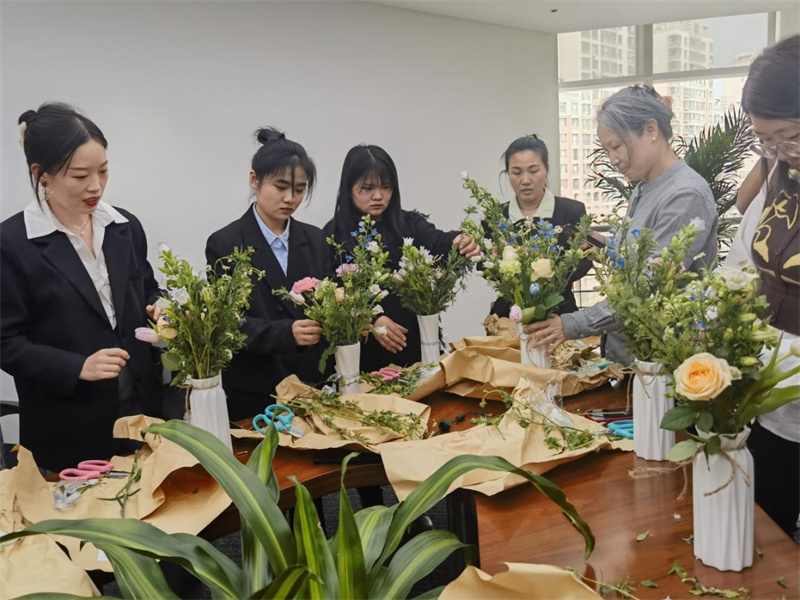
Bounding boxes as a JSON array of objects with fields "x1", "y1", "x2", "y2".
[
  {"x1": 324, "y1": 209, "x2": 457, "y2": 372},
  {"x1": 489, "y1": 195, "x2": 592, "y2": 318},
  {"x1": 0, "y1": 207, "x2": 163, "y2": 471},
  {"x1": 206, "y1": 207, "x2": 333, "y2": 420}
]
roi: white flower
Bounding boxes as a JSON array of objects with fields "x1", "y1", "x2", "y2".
[
  {"x1": 483, "y1": 238, "x2": 493, "y2": 249},
  {"x1": 403, "y1": 237, "x2": 415, "y2": 247},
  {"x1": 689, "y1": 217, "x2": 707, "y2": 232},
  {"x1": 169, "y1": 287, "x2": 190, "y2": 305},
  {"x1": 483, "y1": 261, "x2": 494, "y2": 269},
  {"x1": 420, "y1": 248, "x2": 433, "y2": 263},
  {"x1": 155, "y1": 297, "x2": 172, "y2": 310},
  {"x1": 373, "y1": 326, "x2": 388, "y2": 336},
  {"x1": 377, "y1": 290, "x2": 389, "y2": 300},
  {"x1": 460, "y1": 170, "x2": 469, "y2": 180},
  {"x1": 469, "y1": 255, "x2": 482, "y2": 262},
  {"x1": 501, "y1": 245, "x2": 518, "y2": 261},
  {"x1": 713, "y1": 267, "x2": 758, "y2": 291},
  {"x1": 372, "y1": 304, "x2": 384, "y2": 315},
  {"x1": 154, "y1": 242, "x2": 171, "y2": 254},
  {"x1": 366, "y1": 240, "x2": 380, "y2": 253},
  {"x1": 369, "y1": 284, "x2": 381, "y2": 295},
  {"x1": 288, "y1": 291, "x2": 306, "y2": 305}
]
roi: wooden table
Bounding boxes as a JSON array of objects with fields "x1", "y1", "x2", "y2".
[{"x1": 202, "y1": 383, "x2": 800, "y2": 600}]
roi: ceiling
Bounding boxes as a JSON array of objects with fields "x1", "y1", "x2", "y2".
[{"x1": 361, "y1": 0, "x2": 797, "y2": 34}]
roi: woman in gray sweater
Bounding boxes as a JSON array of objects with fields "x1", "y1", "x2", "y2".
[{"x1": 527, "y1": 85, "x2": 717, "y2": 364}]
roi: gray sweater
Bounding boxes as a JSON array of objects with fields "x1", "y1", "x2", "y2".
[{"x1": 562, "y1": 159, "x2": 718, "y2": 364}]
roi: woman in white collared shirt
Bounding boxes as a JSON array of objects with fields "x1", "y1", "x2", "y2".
[{"x1": 0, "y1": 103, "x2": 163, "y2": 472}]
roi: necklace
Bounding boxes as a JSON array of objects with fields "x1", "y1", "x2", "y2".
[{"x1": 64, "y1": 215, "x2": 92, "y2": 237}]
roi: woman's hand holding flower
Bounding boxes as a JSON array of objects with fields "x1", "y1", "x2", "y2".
[
  {"x1": 372, "y1": 315, "x2": 408, "y2": 353},
  {"x1": 452, "y1": 234, "x2": 481, "y2": 259},
  {"x1": 525, "y1": 314, "x2": 567, "y2": 350},
  {"x1": 292, "y1": 319, "x2": 322, "y2": 346}
]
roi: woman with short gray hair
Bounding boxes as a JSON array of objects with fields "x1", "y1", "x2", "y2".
[{"x1": 526, "y1": 85, "x2": 717, "y2": 364}]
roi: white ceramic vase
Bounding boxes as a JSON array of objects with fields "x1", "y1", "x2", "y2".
[
  {"x1": 417, "y1": 313, "x2": 441, "y2": 365},
  {"x1": 335, "y1": 342, "x2": 361, "y2": 395},
  {"x1": 187, "y1": 373, "x2": 232, "y2": 451},
  {"x1": 632, "y1": 360, "x2": 674, "y2": 461},
  {"x1": 516, "y1": 322, "x2": 551, "y2": 369},
  {"x1": 693, "y1": 428, "x2": 754, "y2": 572}
]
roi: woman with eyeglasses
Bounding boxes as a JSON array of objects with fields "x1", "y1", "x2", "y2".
[{"x1": 729, "y1": 35, "x2": 800, "y2": 540}]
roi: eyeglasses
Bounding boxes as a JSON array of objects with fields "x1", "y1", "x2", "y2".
[{"x1": 750, "y1": 140, "x2": 800, "y2": 159}]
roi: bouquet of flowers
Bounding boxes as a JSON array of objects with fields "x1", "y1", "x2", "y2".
[
  {"x1": 390, "y1": 241, "x2": 472, "y2": 316},
  {"x1": 460, "y1": 173, "x2": 586, "y2": 324},
  {"x1": 135, "y1": 246, "x2": 263, "y2": 385},
  {"x1": 659, "y1": 266, "x2": 798, "y2": 446},
  {"x1": 275, "y1": 215, "x2": 390, "y2": 372},
  {"x1": 593, "y1": 217, "x2": 702, "y2": 362}
]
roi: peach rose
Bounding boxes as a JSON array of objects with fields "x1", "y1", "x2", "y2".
[
  {"x1": 531, "y1": 258, "x2": 554, "y2": 280},
  {"x1": 334, "y1": 287, "x2": 345, "y2": 303},
  {"x1": 673, "y1": 353, "x2": 739, "y2": 401}
]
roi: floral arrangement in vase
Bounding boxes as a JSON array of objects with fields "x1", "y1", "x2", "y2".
[
  {"x1": 592, "y1": 218, "x2": 702, "y2": 460},
  {"x1": 389, "y1": 241, "x2": 472, "y2": 363},
  {"x1": 460, "y1": 173, "x2": 586, "y2": 368},
  {"x1": 135, "y1": 245, "x2": 263, "y2": 449},
  {"x1": 656, "y1": 265, "x2": 799, "y2": 571},
  {"x1": 275, "y1": 215, "x2": 390, "y2": 392}
]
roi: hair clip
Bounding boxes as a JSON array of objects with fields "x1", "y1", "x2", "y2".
[{"x1": 18, "y1": 121, "x2": 27, "y2": 148}]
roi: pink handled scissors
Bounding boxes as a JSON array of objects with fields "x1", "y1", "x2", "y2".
[{"x1": 58, "y1": 460, "x2": 129, "y2": 481}]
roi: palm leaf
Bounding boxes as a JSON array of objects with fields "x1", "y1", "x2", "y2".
[
  {"x1": 353, "y1": 504, "x2": 398, "y2": 572},
  {"x1": 95, "y1": 544, "x2": 179, "y2": 600},
  {"x1": 247, "y1": 565, "x2": 315, "y2": 599},
  {"x1": 335, "y1": 454, "x2": 368, "y2": 600}
]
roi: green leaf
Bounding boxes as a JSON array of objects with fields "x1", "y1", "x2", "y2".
[
  {"x1": 14, "y1": 594, "x2": 119, "y2": 600},
  {"x1": 704, "y1": 435, "x2": 721, "y2": 456},
  {"x1": 660, "y1": 406, "x2": 698, "y2": 431},
  {"x1": 97, "y1": 543, "x2": 179, "y2": 600},
  {"x1": 696, "y1": 412, "x2": 714, "y2": 433},
  {"x1": 243, "y1": 435, "x2": 281, "y2": 592},
  {"x1": 636, "y1": 530, "x2": 650, "y2": 542},
  {"x1": 248, "y1": 565, "x2": 315, "y2": 599},
  {"x1": 290, "y1": 476, "x2": 338, "y2": 599},
  {"x1": 410, "y1": 585, "x2": 446, "y2": 600},
  {"x1": 756, "y1": 547, "x2": 763, "y2": 557},
  {"x1": 0, "y1": 519, "x2": 243, "y2": 599},
  {"x1": 667, "y1": 439, "x2": 699, "y2": 463},
  {"x1": 336, "y1": 455, "x2": 368, "y2": 600},
  {"x1": 668, "y1": 559, "x2": 687, "y2": 579},
  {"x1": 375, "y1": 454, "x2": 593, "y2": 575},
  {"x1": 371, "y1": 530, "x2": 471, "y2": 600},
  {"x1": 161, "y1": 351, "x2": 181, "y2": 372},
  {"x1": 778, "y1": 577, "x2": 788, "y2": 588},
  {"x1": 354, "y1": 504, "x2": 397, "y2": 572},
  {"x1": 148, "y1": 421, "x2": 296, "y2": 574},
  {"x1": 641, "y1": 580, "x2": 658, "y2": 588}
]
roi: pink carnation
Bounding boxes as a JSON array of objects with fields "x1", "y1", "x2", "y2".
[
  {"x1": 336, "y1": 263, "x2": 359, "y2": 277},
  {"x1": 509, "y1": 305, "x2": 523, "y2": 322},
  {"x1": 291, "y1": 277, "x2": 320, "y2": 294}
]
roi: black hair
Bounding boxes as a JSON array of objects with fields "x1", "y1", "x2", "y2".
[
  {"x1": 331, "y1": 144, "x2": 405, "y2": 251},
  {"x1": 501, "y1": 134, "x2": 550, "y2": 173},
  {"x1": 251, "y1": 127, "x2": 316, "y2": 199},
  {"x1": 18, "y1": 102, "x2": 108, "y2": 204},
  {"x1": 742, "y1": 35, "x2": 800, "y2": 203}
]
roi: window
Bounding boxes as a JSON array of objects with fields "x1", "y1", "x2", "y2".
[
  {"x1": 560, "y1": 133, "x2": 567, "y2": 144},
  {"x1": 560, "y1": 164, "x2": 568, "y2": 175},
  {"x1": 572, "y1": 148, "x2": 579, "y2": 160},
  {"x1": 583, "y1": 134, "x2": 592, "y2": 145},
  {"x1": 572, "y1": 164, "x2": 579, "y2": 175},
  {"x1": 572, "y1": 178, "x2": 580, "y2": 189},
  {"x1": 571, "y1": 133, "x2": 579, "y2": 146},
  {"x1": 559, "y1": 117, "x2": 567, "y2": 128},
  {"x1": 560, "y1": 148, "x2": 567, "y2": 159},
  {"x1": 571, "y1": 118, "x2": 579, "y2": 129}
]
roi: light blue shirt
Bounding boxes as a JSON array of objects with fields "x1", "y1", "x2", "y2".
[{"x1": 253, "y1": 204, "x2": 291, "y2": 275}]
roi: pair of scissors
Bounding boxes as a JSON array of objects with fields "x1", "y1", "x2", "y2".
[
  {"x1": 58, "y1": 460, "x2": 130, "y2": 482},
  {"x1": 371, "y1": 367, "x2": 403, "y2": 382},
  {"x1": 607, "y1": 419, "x2": 634, "y2": 439},
  {"x1": 253, "y1": 404, "x2": 304, "y2": 438}
]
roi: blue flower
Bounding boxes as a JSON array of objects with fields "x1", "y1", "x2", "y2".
[
  {"x1": 531, "y1": 243, "x2": 539, "y2": 251},
  {"x1": 529, "y1": 283, "x2": 541, "y2": 297},
  {"x1": 692, "y1": 320, "x2": 707, "y2": 331},
  {"x1": 689, "y1": 295, "x2": 697, "y2": 301},
  {"x1": 345, "y1": 254, "x2": 353, "y2": 263},
  {"x1": 551, "y1": 245, "x2": 560, "y2": 253},
  {"x1": 615, "y1": 258, "x2": 625, "y2": 268},
  {"x1": 631, "y1": 229, "x2": 640, "y2": 238}
]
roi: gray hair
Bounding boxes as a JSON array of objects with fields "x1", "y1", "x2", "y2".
[{"x1": 597, "y1": 85, "x2": 674, "y2": 140}]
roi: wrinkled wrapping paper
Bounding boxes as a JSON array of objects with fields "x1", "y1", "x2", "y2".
[
  {"x1": 0, "y1": 468, "x2": 100, "y2": 598},
  {"x1": 380, "y1": 378, "x2": 633, "y2": 501},
  {"x1": 6, "y1": 415, "x2": 231, "y2": 576},
  {"x1": 230, "y1": 375, "x2": 431, "y2": 453},
  {"x1": 440, "y1": 563, "x2": 601, "y2": 600},
  {"x1": 404, "y1": 335, "x2": 623, "y2": 401}
]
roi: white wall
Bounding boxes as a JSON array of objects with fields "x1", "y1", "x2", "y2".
[{"x1": 1, "y1": 1, "x2": 559, "y2": 399}]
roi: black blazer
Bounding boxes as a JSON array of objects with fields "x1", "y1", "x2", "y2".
[
  {"x1": 324, "y1": 209, "x2": 457, "y2": 372},
  {"x1": 490, "y1": 195, "x2": 593, "y2": 318},
  {"x1": 0, "y1": 207, "x2": 163, "y2": 471},
  {"x1": 205, "y1": 207, "x2": 333, "y2": 420}
]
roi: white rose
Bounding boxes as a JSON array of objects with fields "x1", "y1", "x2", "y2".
[
  {"x1": 531, "y1": 258, "x2": 554, "y2": 280},
  {"x1": 502, "y1": 245, "x2": 518, "y2": 261},
  {"x1": 483, "y1": 261, "x2": 494, "y2": 269}
]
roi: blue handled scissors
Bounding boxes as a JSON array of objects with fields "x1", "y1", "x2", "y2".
[
  {"x1": 607, "y1": 419, "x2": 634, "y2": 439},
  {"x1": 253, "y1": 404, "x2": 304, "y2": 438},
  {"x1": 58, "y1": 460, "x2": 130, "y2": 482}
]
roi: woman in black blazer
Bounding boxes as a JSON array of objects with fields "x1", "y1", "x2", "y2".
[
  {"x1": 0, "y1": 103, "x2": 163, "y2": 472},
  {"x1": 206, "y1": 128, "x2": 332, "y2": 421},
  {"x1": 489, "y1": 135, "x2": 593, "y2": 319},
  {"x1": 324, "y1": 144, "x2": 481, "y2": 373}
]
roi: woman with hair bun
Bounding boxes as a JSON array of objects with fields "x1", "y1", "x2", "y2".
[
  {"x1": 527, "y1": 85, "x2": 718, "y2": 363},
  {"x1": 205, "y1": 128, "x2": 331, "y2": 421},
  {"x1": 1, "y1": 102, "x2": 163, "y2": 472}
]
